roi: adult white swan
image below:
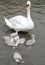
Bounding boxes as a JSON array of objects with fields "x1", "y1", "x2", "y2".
[{"x1": 4, "y1": 1, "x2": 34, "y2": 34}]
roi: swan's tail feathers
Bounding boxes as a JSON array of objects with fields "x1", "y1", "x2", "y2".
[{"x1": 4, "y1": 17, "x2": 14, "y2": 29}]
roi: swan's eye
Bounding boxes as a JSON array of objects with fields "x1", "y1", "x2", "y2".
[{"x1": 26, "y1": 4, "x2": 29, "y2": 7}]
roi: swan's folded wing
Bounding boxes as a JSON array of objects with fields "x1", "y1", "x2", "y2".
[{"x1": 9, "y1": 16, "x2": 27, "y2": 27}]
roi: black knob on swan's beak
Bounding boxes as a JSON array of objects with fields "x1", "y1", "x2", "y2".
[{"x1": 26, "y1": 4, "x2": 29, "y2": 7}]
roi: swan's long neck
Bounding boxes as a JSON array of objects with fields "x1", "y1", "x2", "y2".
[{"x1": 27, "y1": 9, "x2": 31, "y2": 19}]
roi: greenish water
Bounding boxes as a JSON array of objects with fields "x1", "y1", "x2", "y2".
[{"x1": 0, "y1": 0, "x2": 45, "y2": 65}]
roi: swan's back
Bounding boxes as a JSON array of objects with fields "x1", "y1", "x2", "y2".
[
  {"x1": 9, "y1": 16, "x2": 27, "y2": 31},
  {"x1": 9, "y1": 15, "x2": 27, "y2": 26}
]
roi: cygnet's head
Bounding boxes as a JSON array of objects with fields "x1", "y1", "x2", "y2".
[
  {"x1": 26, "y1": 1, "x2": 31, "y2": 10},
  {"x1": 31, "y1": 34, "x2": 35, "y2": 39}
]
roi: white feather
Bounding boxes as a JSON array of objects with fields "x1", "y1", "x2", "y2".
[{"x1": 4, "y1": 1, "x2": 34, "y2": 32}]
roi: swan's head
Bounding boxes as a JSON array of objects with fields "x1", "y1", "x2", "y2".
[{"x1": 26, "y1": 1, "x2": 31, "y2": 10}]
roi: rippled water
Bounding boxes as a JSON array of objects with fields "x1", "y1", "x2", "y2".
[{"x1": 0, "y1": 0, "x2": 45, "y2": 65}]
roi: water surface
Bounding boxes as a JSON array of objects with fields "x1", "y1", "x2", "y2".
[{"x1": 0, "y1": 0, "x2": 45, "y2": 65}]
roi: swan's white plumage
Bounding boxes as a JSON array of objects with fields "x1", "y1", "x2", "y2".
[
  {"x1": 4, "y1": 17, "x2": 14, "y2": 29},
  {"x1": 9, "y1": 16, "x2": 27, "y2": 31},
  {"x1": 4, "y1": 1, "x2": 34, "y2": 32}
]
